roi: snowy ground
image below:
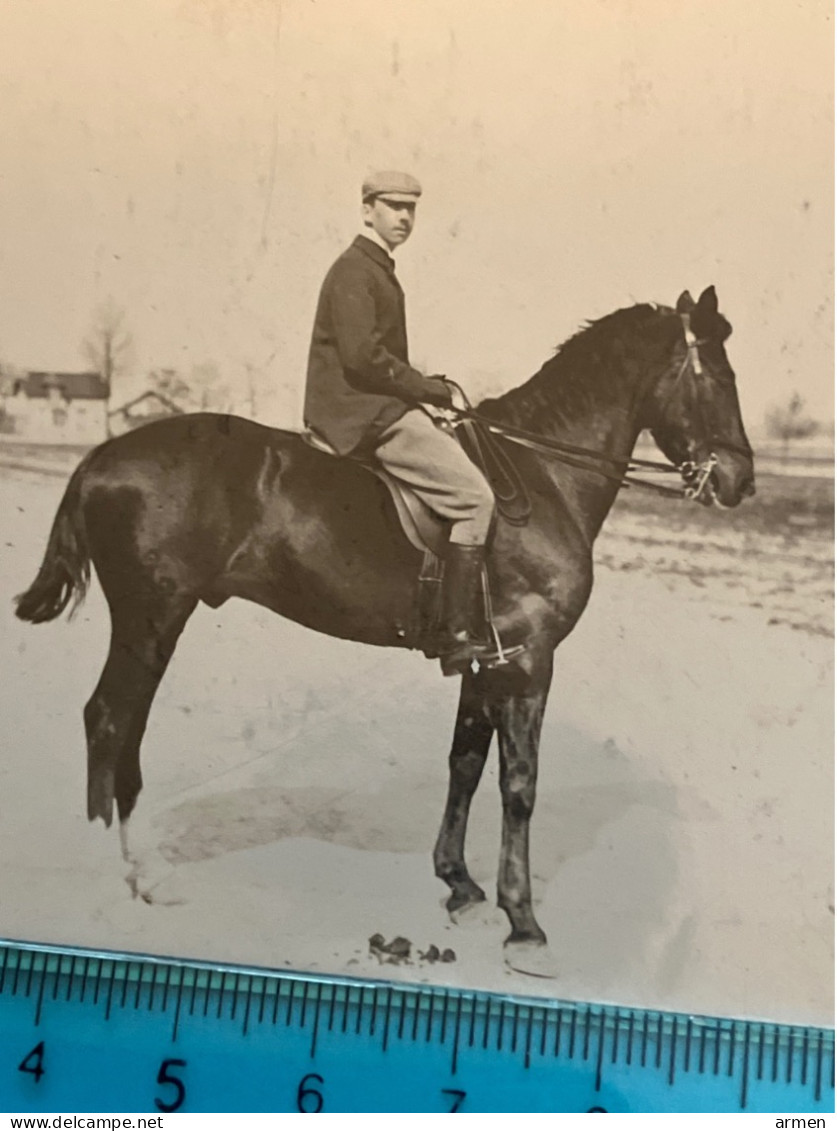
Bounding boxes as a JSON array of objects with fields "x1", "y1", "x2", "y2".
[{"x1": 0, "y1": 461, "x2": 832, "y2": 1027}]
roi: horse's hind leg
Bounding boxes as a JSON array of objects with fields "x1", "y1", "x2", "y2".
[
  {"x1": 433, "y1": 669, "x2": 495, "y2": 916},
  {"x1": 84, "y1": 590, "x2": 196, "y2": 898}
]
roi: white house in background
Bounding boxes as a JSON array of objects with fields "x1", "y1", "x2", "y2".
[{"x1": 0, "y1": 371, "x2": 109, "y2": 445}]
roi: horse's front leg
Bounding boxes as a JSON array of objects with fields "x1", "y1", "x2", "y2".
[
  {"x1": 488, "y1": 651, "x2": 555, "y2": 972},
  {"x1": 433, "y1": 668, "x2": 495, "y2": 916}
]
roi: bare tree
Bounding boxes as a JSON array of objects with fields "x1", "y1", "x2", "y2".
[
  {"x1": 149, "y1": 367, "x2": 193, "y2": 409},
  {"x1": 765, "y1": 392, "x2": 820, "y2": 464},
  {"x1": 81, "y1": 298, "x2": 133, "y2": 396}
]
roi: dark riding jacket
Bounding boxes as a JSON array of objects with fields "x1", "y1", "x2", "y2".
[{"x1": 303, "y1": 235, "x2": 448, "y2": 456}]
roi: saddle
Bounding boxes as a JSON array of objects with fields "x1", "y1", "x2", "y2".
[{"x1": 301, "y1": 420, "x2": 529, "y2": 662}]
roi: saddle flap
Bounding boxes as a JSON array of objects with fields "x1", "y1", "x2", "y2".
[{"x1": 301, "y1": 428, "x2": 449, "y2": 556}]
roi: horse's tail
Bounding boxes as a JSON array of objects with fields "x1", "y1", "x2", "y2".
[{"x1": 15, "y1": 451, "x2": 95, "y2": 624}]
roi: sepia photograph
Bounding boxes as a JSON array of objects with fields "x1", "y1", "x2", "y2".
[{"x1": 0, "y1": 0, "x2": 832, "y2": 1031}]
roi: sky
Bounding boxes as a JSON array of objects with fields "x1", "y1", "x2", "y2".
[{"x1": 0, "y1": 0, "x2": 832, "y2": 433}]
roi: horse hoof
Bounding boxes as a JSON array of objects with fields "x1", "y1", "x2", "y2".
[
  {"x1": 126, "y1": 860, "x2": 186, "y2": 907},
  {"x1": 503, "y1": 940, "x2": 559, "y2": 979}
]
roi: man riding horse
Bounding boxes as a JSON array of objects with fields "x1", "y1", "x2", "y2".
[{"x1": 303, "y1": 170, "x2": 499, "y2": 675}]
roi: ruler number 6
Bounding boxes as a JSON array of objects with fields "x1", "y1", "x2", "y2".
[
  {"x1": 18, "y1": 1041, "x2": 45, "y2": 1084},
  {"x1": 297, "y1": 1072, "x2": 325, "y2": 1113},
  {"x1": 155, "y1": 1057, "x2": 187, "y2": 1113}
]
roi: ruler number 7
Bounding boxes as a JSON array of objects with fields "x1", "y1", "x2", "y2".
[{"x1": 441, "y1": 1088, "x2": 467, "y2": 1112}]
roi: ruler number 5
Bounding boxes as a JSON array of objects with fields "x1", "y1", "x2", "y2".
[{"x1": 155, "y1": 1057, "x2": 187, "y2": 1113}]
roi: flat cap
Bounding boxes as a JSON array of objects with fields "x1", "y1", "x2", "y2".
[{"x1": 361, "y1": 170, "x2": 423, "y2": 202}]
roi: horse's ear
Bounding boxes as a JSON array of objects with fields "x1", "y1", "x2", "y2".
[
  {"x1": 676, "y1": 290, "x2": 695, "y2": 314},
  {"x1": 697, "y1": 285, "x2": 718, "y2": 313}
]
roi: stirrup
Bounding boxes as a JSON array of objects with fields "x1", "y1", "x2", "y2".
[
  {"x1": 439, "y1": 637, "x2": 527, "y2": 677},
  {"x1": 479, "y1": 642, "x2": 527, "y2": 670}
]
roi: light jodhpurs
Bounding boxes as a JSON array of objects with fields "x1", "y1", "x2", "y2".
[{"x1": 373, "y1": 409, "x2": 495, "y2": 546}]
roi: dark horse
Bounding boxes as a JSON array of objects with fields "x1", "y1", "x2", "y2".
[{"x1": 15, "y1": 286, "x2": 754, "y2": 972}]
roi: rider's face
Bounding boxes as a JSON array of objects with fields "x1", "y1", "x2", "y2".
[{"x1": 362, "y1": 197, "x2": 416, "y2": 249}]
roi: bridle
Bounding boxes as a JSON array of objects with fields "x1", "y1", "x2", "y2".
[{"x1": 447, "y1": 311, "x2": 750, "y2": 512}]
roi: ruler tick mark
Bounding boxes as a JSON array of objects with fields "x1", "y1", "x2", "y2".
[
  {"x1": 300, "y1": 980, "x2": 310, "y2": 1029},
  {"x1": 440, "y1": 991, "x2": 450, "y2": 1045},
  {"x1": 426, "y1": 991, "x2": 436, "y2": 1043},
  {"x1": 327, "y1": 984, "x2": 336, "y2": 1033},
  {"x1": 162, "y1": 964, "x2": 173, "y2": 1013},
  {"x1": 65, "y1": 955, "x2": 77, "y2": 1003},
  {"x1": 309, "y1": 982, "x2": 322, "y2": 1060},
  {"x1": 497, "y1": 1000, "x2": 507, "y2": 1052},
  {"x1": 450, "y1": 993, "x2": 462, "y2": 1076},
  {"x1": 33, "y1": 967, "x2": 47, "y2": 1027},
  {"x1": 341, "y1": 984, "x2": 350, "y2": 1033},
  {"x1": 172, "y1": 977, "x2": 184, "y2": 1043},
  {"x1": 668, "y1": 1017, "x2": 678, "y2": 1086},
  {"x1": 104, "y1": 964, "x2": 117, "y2": 1021},
  {"x1": 595, "y1": 1011, "x2": 605, "y2": 1091},
  {"x1": 188, "y1": 969, "x2": 198, "y2": 1017},
  {"x1": 740, "y1": 1023, "x2": 751, "y2": 1109},
  {"x1": 814, "y1": 1031, "x2": 823, "y2": 1102},
  {"x1": 11, "y1": 952, "x2": 22, "y2": 996},
  {"x1": 786, "y1": 1026, "x2": 795, "y2": 1085},
  {"x1": 80, "y1": 956, "x2": 90, "y2": 1004},
  {"x1": 242, "y1": 978, "x2": 253, "y2": 1037},
  {"x1": 25, "y1": 953, "x2": 36, "y2": 998},
  {"x1": 54, "y1": 955, "x2": 66, "y2": 1002},
  {"x1": 286, "y1": 980, "x2": 296, "y2": 1028},
  {"x1": 381, "y1": 986, "x2": 393, "y2": 1053},
  {"x1": 524, "y1": 1006, "x2": 533, "y2": 1069}
]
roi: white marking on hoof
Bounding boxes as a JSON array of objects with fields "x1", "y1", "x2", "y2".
[
  {"x1": 503, "y1": 940, "x2": 560, "y2": 979},
  {"x1": 119, "y1": 819, "x2": 137, "y2": 865}
]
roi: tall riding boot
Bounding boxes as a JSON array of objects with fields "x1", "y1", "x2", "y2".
[{"x1": 438, "y1": 544, "x2": 495, "y2": 677}]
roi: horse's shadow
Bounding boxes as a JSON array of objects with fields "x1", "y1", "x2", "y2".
[{"x1": 152, "y1": 713, "x2": 695, "y2": 985}]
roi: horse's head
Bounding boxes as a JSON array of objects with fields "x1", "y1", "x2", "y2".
[{"x1": 647, "y1": 286, "x2": 755, "y2": 507}]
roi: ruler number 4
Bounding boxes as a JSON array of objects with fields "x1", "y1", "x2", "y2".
[{"x1": 18, "y1": 1041, "x2": 45, "y2": 1084}]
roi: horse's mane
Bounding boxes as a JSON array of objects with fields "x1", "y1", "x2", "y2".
[{"x1": 479, "y1": 302, "x2": 671, "y2": 426}]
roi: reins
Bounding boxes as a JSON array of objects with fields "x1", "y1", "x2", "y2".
[
  {"x1": 453, "y1": 409, "x2": 689, "y2": 503},
  {"x1": 445, "y1": 312, "x2": 736, "y2": 515}
]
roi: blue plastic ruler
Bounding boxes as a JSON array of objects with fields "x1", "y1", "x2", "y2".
[{"x1": 0, "y1": 941, "x2": 832, "y2": 1114}]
